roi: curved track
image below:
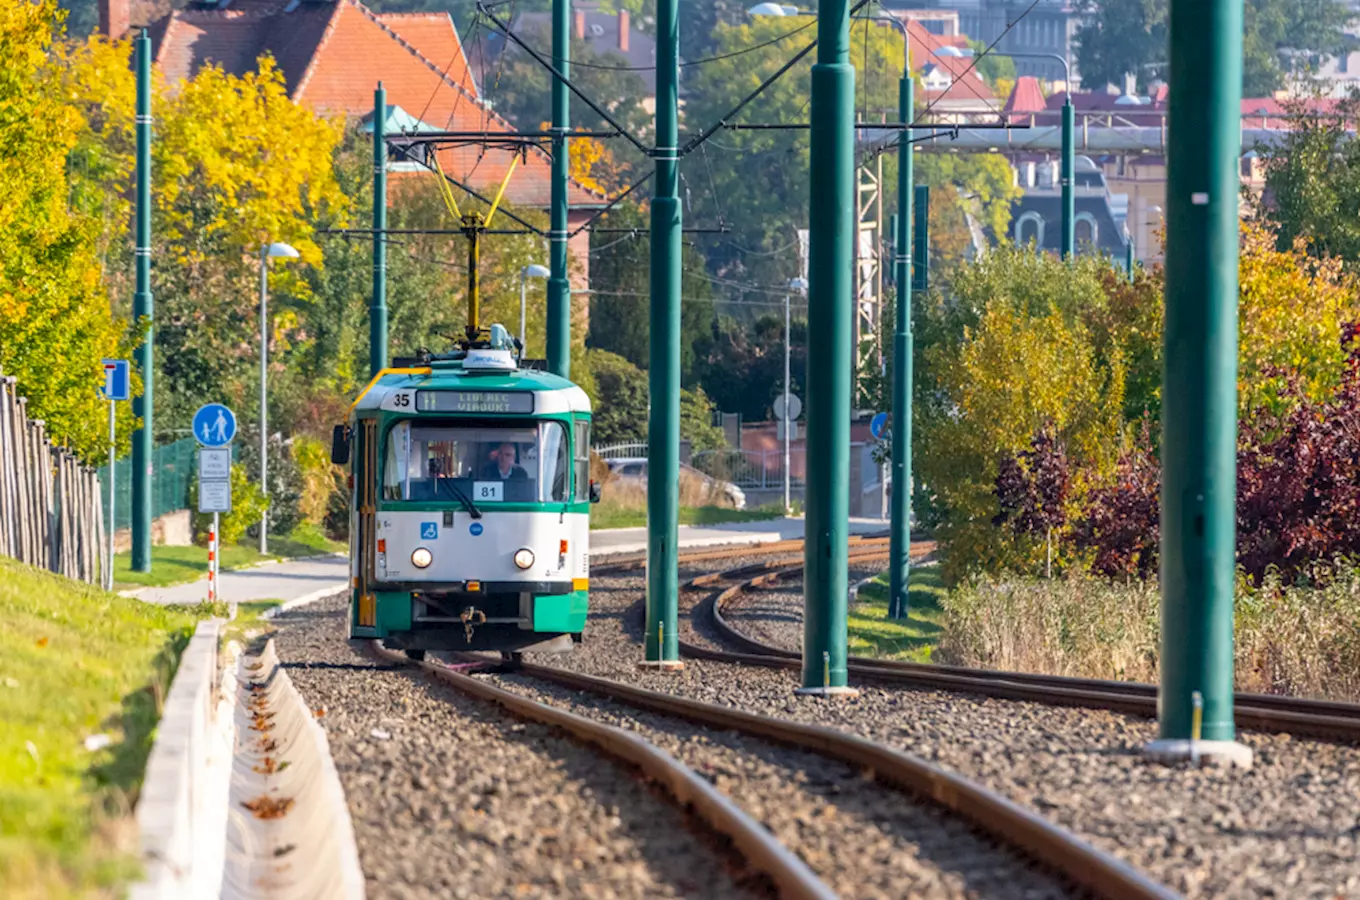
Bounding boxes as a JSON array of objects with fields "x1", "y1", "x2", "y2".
[{"x1": 670, "y1": 544, "x2": 1360, "y2": 742}]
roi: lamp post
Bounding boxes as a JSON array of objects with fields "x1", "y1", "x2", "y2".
[
  {"x1": 259, "y1": 241, "x2": 299, "y2": 555},
  {"x1": 784, "y1": 277, "x2": 808, "y2": 517},
  {"x1": 519, "y1": 264, "x2": 551, "y2": 350},
  {"x1": 994, "y1": 52, "x2": 1074, "y2": 260}
]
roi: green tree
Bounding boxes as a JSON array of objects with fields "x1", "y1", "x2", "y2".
[
  {"x1": 1075, "y1": 0, "x2": 1352, "y2": 95},
  {"x1": 1252, "y1": 94, "x2": 1360, "y2": 265},
  {"x1": 586, "y1": 201, "x2": 717, "y2": 382}
]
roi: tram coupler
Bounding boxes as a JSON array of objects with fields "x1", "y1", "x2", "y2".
[{"x1": 460, "y1": 607, "x2": 487, "y2": 642}]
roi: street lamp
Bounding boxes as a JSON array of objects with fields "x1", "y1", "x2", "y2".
[
  {"x1": 993, "y1": 51, "x2": 1075, "y2": 261},
  {"x1": 784, "y1": 276, "x2": 808, "y2": 517},
  {"x1": 259, "y1": 241, "x2": 299, "y2": 555},
  {"x1": 519, "y1": 264, "x2": 551, "y2": 351}
]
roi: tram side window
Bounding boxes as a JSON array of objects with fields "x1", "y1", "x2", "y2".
[
  {"x1": 541, "y1": 422, "x2": 569, "y2": 502},
  {"x1": 573, "y1": 420, "x2": 591, "y2": 502}
]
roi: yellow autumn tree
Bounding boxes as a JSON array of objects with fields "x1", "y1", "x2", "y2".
[{"x1": 0, "y1": 3, "x2": 134, "y2": 461}]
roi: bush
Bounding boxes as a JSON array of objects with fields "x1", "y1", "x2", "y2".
[
  {"x1": 235, "y1": 430, "x2": 304, "y2": 537},
  {"x1": 937, "y1": 565, "x2": 1360, "y2": 701}
]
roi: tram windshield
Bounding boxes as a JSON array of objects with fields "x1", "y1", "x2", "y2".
[{"x1": 382, "y1": 421, "x2": 570, "y2": 503}]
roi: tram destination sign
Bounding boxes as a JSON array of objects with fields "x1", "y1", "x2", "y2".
[{"x1": 415, "y1": 390, "x2": 534, "y2": 414}]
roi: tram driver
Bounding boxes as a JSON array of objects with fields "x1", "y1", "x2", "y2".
[{"x1": 479, "y1": 441, "x2": 529, "y2": 482}]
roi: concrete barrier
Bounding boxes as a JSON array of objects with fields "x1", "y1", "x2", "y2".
[
  {"x1": 130, "y1": 619, "x2": 235, "y2": 900},
  {"x1": 222, "y1": 640, "x2": 364, "y2": 899}
]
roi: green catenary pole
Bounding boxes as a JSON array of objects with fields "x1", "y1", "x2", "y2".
[
  {"x1": 1126, "y1": 232, "x2": 1136, "y2": 282},
  {"x1": 912, "y1": 185, "x2": 929, "y2": 293},
  {"x1": 1061, "y1": 98, "x2": 1074, "y2": 260},
  {"x1": 547, "y1": 0, "x2": 571, "y2": 378},
  {"x1": 643, "y1": 0, "x2": 681, "y2": 668},
  {"x1": 131, "y1": 31, "x2": 153, "y2": 573},
  {"x1": 371, "y1": 84, "x2": 388, "y2": 376},
  {"x1": 1152, "y1": 0, "x2": 1247, "y2": 764},
  {"x1": 888, "y1": 74, "x2": 913, "y2": 621},
  {"x1": 800, "y1": 0, "x2": 855, "y2": 693}
]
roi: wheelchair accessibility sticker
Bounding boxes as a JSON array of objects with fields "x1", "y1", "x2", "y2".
[{"x1": 420, "y1": 522, "x2": 438, "y2": 540}]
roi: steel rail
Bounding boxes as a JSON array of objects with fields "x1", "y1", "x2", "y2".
[
  {"x1": 369, "y1": 641, "x2": 837, "y2": 900},
  {"x1": 687, "y1": 555, "x2": 1360, "y2": 742},
  {"x1": 506, "y1": 658, "x2": 1178, "y2": 900}
]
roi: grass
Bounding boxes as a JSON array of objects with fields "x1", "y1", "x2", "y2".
[
  {"x1": 114, "y1": 522, "x2": 345, "y2": 589},
  {"x1": 0, "y1": 556, "x2": 202, "y2": 898},
  {"x1": 589, "y1": 504, "x2": 785, "y2": 531},
  {"x1": 847, "y1": 567, "x2": 949, "y2": 662}
]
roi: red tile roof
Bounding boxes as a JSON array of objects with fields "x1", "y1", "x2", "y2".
[
  {"x1": 1003, "y1": 76, "x2": 1046, "y2": 116},
  {"x1": 148, "y1": 0, "x2": 602, "y2": 209},
  {"x1": 894, "y1": 15, "x2": 998, "y2": 110}
]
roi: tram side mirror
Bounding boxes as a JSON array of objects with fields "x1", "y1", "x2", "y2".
[
  {"x1": 330, "y1": 424, "x2": 350, "y2": 465},
  {"x1": 589, "y1": 481, "x2": 602, "y2": 504}
]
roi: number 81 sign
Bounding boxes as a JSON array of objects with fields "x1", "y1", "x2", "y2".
[{"x1": 473, "y1": 481, "x2": 502, "y2": 502}]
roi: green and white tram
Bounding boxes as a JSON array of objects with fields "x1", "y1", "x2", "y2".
[{"x1": 332, "y1": 326, "x2": 598, "y2": 658}]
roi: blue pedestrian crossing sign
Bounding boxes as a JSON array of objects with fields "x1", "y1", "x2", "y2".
[
  {"x1": 870, "y1": 411, "x2": 889, "y2": 441},
  {"x1": 193, "y1": 403, "x2": 237, "y2": 447},
  {"x1": 100, "y1": 359, "x2": 130, "y2": 401}
]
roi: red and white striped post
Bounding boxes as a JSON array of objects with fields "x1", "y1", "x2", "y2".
[{"x1": 207, "y1": 515, "x2": 217, "y2": 603}]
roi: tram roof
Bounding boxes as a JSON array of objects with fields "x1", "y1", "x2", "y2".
[{"x1": 351, "y1": 363, "x2": 590, "y2": 415}]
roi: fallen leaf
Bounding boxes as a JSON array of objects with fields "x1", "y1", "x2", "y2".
[
  {"x1": 242, "y1": 796, "x2": 294, "y2": 819},
  {"x1": 35, "y1": 637, "x2": 48, "y2": 649}
]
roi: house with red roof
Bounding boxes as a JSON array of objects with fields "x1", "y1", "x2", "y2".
[{"x1": 109, "y1": 0, "x2": 605, "y2": 290}]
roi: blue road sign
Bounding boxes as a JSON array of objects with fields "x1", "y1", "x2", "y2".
[
  {"x1": 193, "y1": 404, "x2": 237, "y2": 447},
  {"x1": 870, "y1": 411, "x2": 889, "y2": 440},
  {"x1": 469, "y1": 522, "x2": 484, "y2": 536},
  {"x1": 420, "y1": 522, "x2": 438, "y2": 540},
  {"x1": 100, "y1": 359, "x2": 130, "y2": 401}
]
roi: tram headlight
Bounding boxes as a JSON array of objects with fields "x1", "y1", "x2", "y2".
[
  {"x1": 513, "y1": 548, "x2": 535, "y2": 570},
  {"x1": 411, "y1": 547, "x2": 433, "y2": 569}
]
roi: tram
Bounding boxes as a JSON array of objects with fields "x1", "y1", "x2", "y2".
[{"x1": 332, "y1": 324, "x2": 598, "y2": 657}]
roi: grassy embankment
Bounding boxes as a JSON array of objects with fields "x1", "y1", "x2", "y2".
[
  {"x1": 846, "y1": 567, "x2": 949, "y2": 662},
  {"x1": 113, "y1": 522, "x2": 344, "y2": 589},
  {"x1": 0, "y1": 557, "x2": 201, "y2": 898}
]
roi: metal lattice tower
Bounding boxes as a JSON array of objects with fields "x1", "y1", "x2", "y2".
[{"x1": 855, "y1": 153, "x2": 883, "y2": 398}]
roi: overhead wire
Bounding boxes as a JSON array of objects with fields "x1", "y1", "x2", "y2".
[{"x1": 565, "y1": 18, "x2": 818, "y2": 71}]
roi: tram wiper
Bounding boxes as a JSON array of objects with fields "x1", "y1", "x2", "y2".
[{"x1": 446, "y1": 481, "x2": 483, "y2": 519}]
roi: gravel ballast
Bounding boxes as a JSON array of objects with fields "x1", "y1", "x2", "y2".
[
  {"x1": 270, "y1": 594, "x2": 760, "y2": 900},
  {"x1": 556, "y1": 560, "x2": 1360, "y2": 899}
]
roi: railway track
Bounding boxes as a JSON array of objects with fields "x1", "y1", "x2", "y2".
[
  {"x1": 420, "y1": 649, "x2": 1172, "y2": 900},
  {"x1": 676, "y1": 545, "x2": 1360, "y2": 742}
]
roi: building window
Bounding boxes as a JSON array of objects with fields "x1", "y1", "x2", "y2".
[
  {"x1": 1075, "y1": 213, "x2": 1098, "y2": 246},
  {"x1": 1016, "y1": 211, "x2": 1045, "y2": 248}
]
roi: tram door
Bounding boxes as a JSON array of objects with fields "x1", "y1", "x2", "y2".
[{"x1": 356, "y1": 418, "x2": 378, "y2": 628}]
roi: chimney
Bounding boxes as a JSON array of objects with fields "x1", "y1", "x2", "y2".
[
  {"x1": 1122, "y1": 71, "x2": 1137, "y2": 96},
  {"x1": 574, "y1": 10, "x2": 586, "y2": 39},
  {"x1": 98, "y1": 0, "x2": 130, "y2": 38},
  {"x1": 618, "y1": 10, "x2": 629, "y2": 53}
]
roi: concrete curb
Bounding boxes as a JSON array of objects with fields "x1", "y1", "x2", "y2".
[
  {"x1": 262, "y1": 583, "x2": 349, "y2": 620},
  {"x1": 222, "y1": 640, "x2": 365, "y2": 899},
  {"x1": 130, "y1": 619, "x2": 235, "y2": 900}
]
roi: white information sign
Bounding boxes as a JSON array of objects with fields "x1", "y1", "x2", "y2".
[
  {"x1": 472, "y1": 481, "x2": 503, "y2": 502},
  {"x1": 199, "y1": 479, "x2": 232, "y2": 513},
  {"x1": 198, "y1": 447, "x2": 232, "y2": 481}
]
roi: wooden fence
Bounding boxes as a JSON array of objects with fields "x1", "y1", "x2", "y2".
[{"x1": 0, "y1": 372, "x2": 105, "y2": 585}]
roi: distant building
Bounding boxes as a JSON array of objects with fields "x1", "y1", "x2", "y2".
[
  {"x1": 883, "y1": 0, "x2": 1077, "y2": 86},
  {"x1": 1006, "y1": 155, "x2": 1132, "y2": 259}
]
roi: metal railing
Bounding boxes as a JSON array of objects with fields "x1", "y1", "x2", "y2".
[
  {"x1": 593, "y1": 442, "x2": 649, "y2": 460},
  {"x1": 691, "y1": 448, "x2": 808, "y2": 490}
]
